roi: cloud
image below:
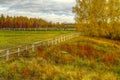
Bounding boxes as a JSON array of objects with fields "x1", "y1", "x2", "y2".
[{"x1": 0, "y1": 0, "x2": 75, "y2": 23}]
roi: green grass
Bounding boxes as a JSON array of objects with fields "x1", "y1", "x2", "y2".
[{"x1": 0, "y1": 30, "x2": 74, "y2": 49}]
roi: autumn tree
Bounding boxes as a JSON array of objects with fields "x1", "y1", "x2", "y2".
[
  {"x1": 73, "y1": 0, "x2": 120, "y2": 40},
  {"x1": 0, "y1": 14, "x2": 65, "y2": 29},
  {"x1": 0, "y1": 14, "x2": 5, "y2": 28}
]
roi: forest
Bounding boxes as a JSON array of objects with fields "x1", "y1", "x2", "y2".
[{"x1": 0, "y1": 14, "x2": 63, "y2": 29}]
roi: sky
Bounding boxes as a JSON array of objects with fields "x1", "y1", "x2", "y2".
[{"x1": 0, "y1": 0, "x2": 76, "y2": 23}]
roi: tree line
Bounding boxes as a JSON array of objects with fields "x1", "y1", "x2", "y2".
[
  {"x1": 0, "y1": 14, "x2": 63, "y2": 29},
  {"x1": 73, "y1": 0, "x2": 120, "y2": 40}
]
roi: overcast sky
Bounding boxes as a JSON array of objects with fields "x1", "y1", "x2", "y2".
[{"x1": 0, "y1": 0, "x2": 76, "y2": 23}]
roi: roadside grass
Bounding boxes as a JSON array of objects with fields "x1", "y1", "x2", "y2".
[{"x1": 0, "y1": 30, "x2": 74, "y2": 49}]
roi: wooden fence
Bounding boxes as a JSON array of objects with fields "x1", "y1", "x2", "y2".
[
  {"x1": 0, "y1": 33, "x2": 80, "y2": 61},
  {"x1": 0, "y1": 28, "x2": 76, "y2": 31}
]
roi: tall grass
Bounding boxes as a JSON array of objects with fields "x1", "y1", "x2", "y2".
[{"x1": 0, "y1": 36, "x2": 119, "y2": 80}]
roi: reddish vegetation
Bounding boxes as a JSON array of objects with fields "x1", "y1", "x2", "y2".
[
  {"x1": 103, "y1": 54, "x2": 117, "y2": 66},
  {"x1": 61, "y1": 43, "x2": 119, "y2": 66},
  {"x1": 37, "y1": 46, "x2": 45, "y2": 58},
  {"x1": 37, "y1": 45, "x2": 74, "y2": 64},
  {"x1": 23, "y1": 67, "x2": 30, "y2": 78},
  {"x1": 37, "y1": 43, "x2": 119, "y2": 66},
  {"x1": 0, "y1": 14, "x2": 63, "y2": 29}
]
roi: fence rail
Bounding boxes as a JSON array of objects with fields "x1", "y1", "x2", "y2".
[
  {"x1": 0, "y1": 28, "x2": 76, "y2": 31},
  {"x1": 0, "y1": 33, "x2": 80, "y2": 61}
]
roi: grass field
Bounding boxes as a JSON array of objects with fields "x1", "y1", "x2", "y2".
[
  {"x1": 0, "y1": 36, "x2": 120, "y2": 80},
  {"x1": 0, "y1": 30, "x2": 74, "y2": 49}
]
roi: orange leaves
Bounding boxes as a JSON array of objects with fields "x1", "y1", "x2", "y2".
[
  {"x1": 103, "y1": 53, "x2": 117, "y2": 66},
  {"x1": 37, "y1": 46, "x2": 45, "y2": 53},
  {"x1": 60, "y1": 43, "x2": 98, "y2": 59},
  {"x1": 0, "y1": 14, "x2": 64, "y2": 29},
  {"x1": 37, "y1": 46, "x2": 48, "y2": 59},
  {"x1": 36, "y1": 42, "x2": 118, "y2": 66},
  {"x1": 22, "y1": 66, "x2": 30, "y2": 78},
  {"x1": 59, "y1": 43, "x2": 119, "y2": 66}
]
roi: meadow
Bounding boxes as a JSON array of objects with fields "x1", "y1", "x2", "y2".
[
  {"x1": 0, "y1": 0, "x2": 119, "y2": 79},
  {"x1": 0, "y1": 35, "x2": 120, "y2": 80},
  {"x1": 0, "y1": 30, "x2": 74, "y2": 49}
]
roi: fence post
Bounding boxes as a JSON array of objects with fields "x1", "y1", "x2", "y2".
[
  {"x1": 68, "y1": 35, "x2": 70, "y2": 40},
  {"x1": 51, "y1": 39, "x2": 54, "y2": 45},
  {"x1": 32, "y1": 44, "x2": 35, "y2": 52},
  {"x1": 47, "y1": 40, "x2": 50, "y2": 46},
  {"x1": 70, "y1": 35, "x2": 72, "y2": 39},
  {"x1": 71, "y1": 35, "x2": 73, "y2": 39},
  {"x1": 26, "y1": 46, "x2": 28, "y2": 51},
  {"x1": 42, "y1": 41, "x2": 45, "y2": 46},
  {"x1": 55, "y1": 38, "x2": 57, "y2": 45},
  {"x1": 62, "y1": 36, "x2": 63, "y2": 42},
  {"x1": 18, "y1": 48, "x2": 20, "y2": 56},
  {"x1": 67, "y1": 35, "x2": 69, "y2": 40},
  {"x1": 6, "y1": 49, "x2": 9, "y2": 61},
  {"x1": 56, "y1": 38, "x2": 58, "y2": 44},
  {"x1": 60, "y1": 36, "x2": 62, "y2": 42},
  {"x1": 59, "y1": 37, "x2": 61, "y2": 43},
  {"x1": 58, "y1": 38, "x2": 60, "y2": 43},
  {"x1": 64, "y1": 36, "x2": 66, "y2": 41}
]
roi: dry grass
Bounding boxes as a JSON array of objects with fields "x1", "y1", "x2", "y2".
[{"x1": 0, "y1": 36, "x2": 120, "y2": 80}]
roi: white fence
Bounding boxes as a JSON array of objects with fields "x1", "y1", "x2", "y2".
[
  {"x1": 0, "y1": 33, "x2": 80, "y2": 61},
  {"x1": 0, "y1": 28, "x2": 76, "y2": 31}
]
